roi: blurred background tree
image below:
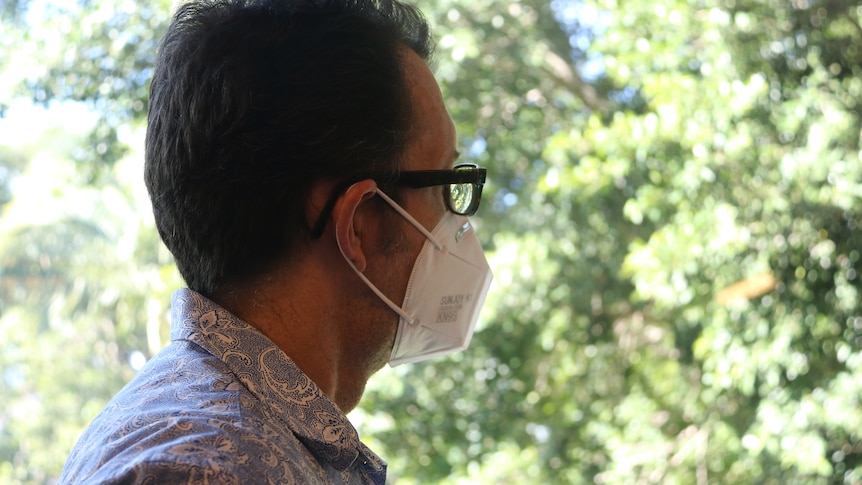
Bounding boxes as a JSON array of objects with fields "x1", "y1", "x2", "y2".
[{"x1": 1, "y1": 0, "x2": 860, "y2": 483}]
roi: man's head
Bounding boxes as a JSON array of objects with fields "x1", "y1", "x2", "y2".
[{"x1": 145, "y1": 0, "x2": 434, "y2": 296}]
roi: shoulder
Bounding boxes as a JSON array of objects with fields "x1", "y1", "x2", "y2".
[
  {"x1": 77, "y1": 458, "x2": 249, "y2": 485},
  {"x1": 66, "y1": 440, "x2": 299, "y2": 485},
  {"x1": 60, "y1": 341, "x2": 321, "y2": 483},
  {"x1": 60, "y1": 408, "x2": 325, "y2": 484}
]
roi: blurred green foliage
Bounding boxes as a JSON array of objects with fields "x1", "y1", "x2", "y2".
[{"x1": 1, "y1": 0, "x2": 860, "y2": 483}]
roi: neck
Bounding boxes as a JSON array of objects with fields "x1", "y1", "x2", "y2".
[{"x1": 211, "y1": 256, "x2": 378, "y2": 413}]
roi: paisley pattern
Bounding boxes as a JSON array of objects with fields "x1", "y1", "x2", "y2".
[{"x1": 59, "y1": 289, "x2": 387, "y2": 484}]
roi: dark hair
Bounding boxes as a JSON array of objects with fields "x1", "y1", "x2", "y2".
[{"x1": 145, "y1": 0, "x2": 434, "y2": 296}]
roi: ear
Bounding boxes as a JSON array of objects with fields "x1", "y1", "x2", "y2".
[{"x1": 332, "y1": 179, "x2": 378, "y2": 273}]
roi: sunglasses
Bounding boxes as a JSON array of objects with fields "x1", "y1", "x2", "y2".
[{"x1": 310, "y1": 163, "x2": 487, "y2": 238}]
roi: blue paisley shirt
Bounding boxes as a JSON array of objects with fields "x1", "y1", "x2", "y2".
[{"x1": 59, "y1": 289, "x2": 387, "y2": 484}]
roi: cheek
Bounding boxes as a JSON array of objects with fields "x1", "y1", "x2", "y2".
[
  {"x1": 373, "y1": 214, "x2": 423, "y2": 292},
  {"x1": 412, "y1": 187, "x2": 447, "y2": 234},
  {"x1": 389, "y1": 221, "x2": 426, "y2": 277},
  {"x1": 432, "y1": 186, "x2": 448, "y2": 216},
  {"x1": 377, "y1": 211, "x2": 413, "y2": 255}
]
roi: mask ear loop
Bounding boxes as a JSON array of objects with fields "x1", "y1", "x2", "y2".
[
  {"x1": 335, "y1": 185, "x2": 418, "y2": 326},
  {"x1": 375, "y1": 189, "x2": 446, "y2": 252}
]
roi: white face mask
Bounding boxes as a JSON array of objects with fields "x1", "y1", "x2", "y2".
[{"x1": 338, "y1": 188, "x2": 493, "y2": 366}]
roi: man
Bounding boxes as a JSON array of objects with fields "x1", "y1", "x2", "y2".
[{"x1": 59, "y1": 0, "x2": 492, "y2": 483}]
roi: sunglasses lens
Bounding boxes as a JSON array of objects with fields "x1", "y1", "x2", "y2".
[{"x1": 449, "y1": 182, "x2": 474, "y2": 215}]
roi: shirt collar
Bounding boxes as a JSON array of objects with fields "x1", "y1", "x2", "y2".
[{"x1": 169, "y1": 288, "x2": 385, "y2": 474}]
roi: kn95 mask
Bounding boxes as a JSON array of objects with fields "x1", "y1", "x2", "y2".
[{"x1": 337, "y1": 187, "x2": 493, "y2": 366}]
